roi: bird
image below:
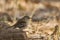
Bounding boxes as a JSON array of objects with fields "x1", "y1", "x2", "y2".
[{"x1": 12, "y1": 15, "x2": 30, "y2": 29}]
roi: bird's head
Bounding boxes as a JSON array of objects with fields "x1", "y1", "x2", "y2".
[{"x1": 23, "y1": 15, "x2": 30, "y2": 21}]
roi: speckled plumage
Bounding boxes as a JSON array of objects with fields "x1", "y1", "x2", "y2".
[{"x1": 13, "y1": 16, "x2": 30, "y2": 29}]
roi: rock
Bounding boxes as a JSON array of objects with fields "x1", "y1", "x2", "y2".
[
  {"x1": 0, "y1": 28, "x2": 28, "y2": 40},
  {"x1": 0, "y1": 12, "x2": 13, "y2": 22},
  {"x1": 32, "y1": 5, "x2": 59, "y2": 22}
]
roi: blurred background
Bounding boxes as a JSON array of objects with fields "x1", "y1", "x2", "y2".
[{"x1": 0, "y1": 0, "x2": 60, "y2": 40}]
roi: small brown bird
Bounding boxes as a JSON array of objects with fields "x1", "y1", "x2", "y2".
[{"x1": 13, "y1": 15, "x2": 30, "y2": 29}]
